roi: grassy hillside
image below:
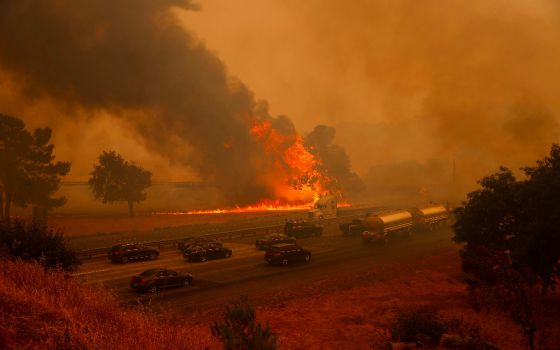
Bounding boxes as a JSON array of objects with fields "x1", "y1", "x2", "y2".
[{"x1": 0, "y1": 259, "x2": 218, "y2": 349}]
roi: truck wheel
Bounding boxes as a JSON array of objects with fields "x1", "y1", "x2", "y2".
[
  {"x1": 183, "y1": 279, "x2": 191, "y2": 287},
  {"x1": 304, "y1": 254, "x2": 311, "y2": 263},
  {"x1": 149, "y1": 253, "x2": 157, "y2": 260},
  {"x1": 148, "y1": 284, "x2": 157, "y2": 293},
  {"x1": 121, "y1": 256, "x2": 129, "y2": 264},
  {"x1": 200, "y1": 256, "x2": 207, "y2": 262}
]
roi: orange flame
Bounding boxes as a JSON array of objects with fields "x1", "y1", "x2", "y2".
[{"x1": 158, "y1": 119, "x2": 346, "y2": 215}]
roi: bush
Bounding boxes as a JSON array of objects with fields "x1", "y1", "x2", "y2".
[
  {"x1": 444, "y1": 318, "x2": 498, "y2": 350},
  {"x1": 212, "y1": 295, "x2": 277, "y2": 350},
  {"x1": 390, "y1": 308, "x2": 446, "y2": 346},
  {"x1": 0, "y1": 219, "x2": 79, "y2": 271}
]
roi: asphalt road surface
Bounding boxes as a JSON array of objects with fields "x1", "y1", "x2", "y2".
[{"x1": 74, "y1": 222, "x2": 457, "y2": 312}]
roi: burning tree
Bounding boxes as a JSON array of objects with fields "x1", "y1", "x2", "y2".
[
  {"x1": 0, "y1": 114, "x2": 71, "y2": 223},
  {"x1": 89, "y1": 151, "x2": 152, "y2": 217}
]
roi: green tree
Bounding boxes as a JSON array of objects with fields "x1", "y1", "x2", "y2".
[
  {"x1": 0, "y1": 114, "x2": 70, "y2": 223},
  {"x1": 212, "y1": 295, "x2": 277, "y2": 350},
  {"x1": 89, "y1": 151, "x2": 152, "y2": 216}
]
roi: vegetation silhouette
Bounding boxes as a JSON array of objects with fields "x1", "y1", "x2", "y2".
[
  {"x1": 212, "y1": 295, "x2": 277, "y2": 350},
  {"x1": 454, "y1": 143, "x2": 560, "y2": 350},
  {"x1": 0, "y1": 219, "x2": 79, "y2": 271},
  {"x1": 0, "y1": 114, "x2": 70, "y2": 223},
  {"x1": 89, "y1": 151, "x2": 152, "y2": 216}
]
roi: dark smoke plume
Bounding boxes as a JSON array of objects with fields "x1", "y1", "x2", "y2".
[
  {"x1": 0, "y1": 0, "x2": 310, "y2": 205},
  {"x1": 304, "y1": 125, "x2": 365, "y2": 195}
]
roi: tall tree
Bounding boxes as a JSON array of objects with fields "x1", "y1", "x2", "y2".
[
  {"x1": 89, "y1": 151, "x2": 152, "y2": 216},
  {"x1": 0, "y1": 114, "x2": 70, "y2": 222}
]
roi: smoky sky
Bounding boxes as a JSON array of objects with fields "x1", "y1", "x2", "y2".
[
  {"x1": 179, "y1": 0, "x2": 560, "y2": 183},
  {"x1": 2, "y1": 0, "x2": 560, "y2": 199},
  {"x1": 0, "y1": 0, "x2": 312, "y2": 205}
]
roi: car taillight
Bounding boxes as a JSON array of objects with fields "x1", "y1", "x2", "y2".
[{"x1": 113, "y1": 250, "x2": 121, "y2": 255}]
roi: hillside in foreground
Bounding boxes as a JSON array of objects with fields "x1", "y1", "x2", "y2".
[
  {"x1": 0, "y1": 258, "x2": 218, "y2": 349},
  {"x1": 2, "y1": 248, "x2": 559, "y2": 349}
]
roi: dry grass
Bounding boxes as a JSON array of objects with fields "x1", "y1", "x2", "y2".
[
  {"x1": 0, "y1": 258, "x2": 219, "y2": 350},
  {"x1": 249, "y1": 250, "x2": 558, "y2": 350}
]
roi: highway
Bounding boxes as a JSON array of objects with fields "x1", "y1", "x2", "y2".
[{"x1": 74, "y1": 221, "x2": 457, "y2": 312}]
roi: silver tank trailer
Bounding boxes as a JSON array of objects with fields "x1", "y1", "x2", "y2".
[
  {"x1": 361, "y1": 210, "x2": 414, "y2": 243},
  {"x1": 408, "y1": 205, "x2": 448, "y2": 230}
]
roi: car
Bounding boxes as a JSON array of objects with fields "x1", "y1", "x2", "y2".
[
  {"x1": 177, "y1": 238, "x2": 222, "y2": 251},
  {"x1": 108, "y1": 244, "x2": 159, "y2": 264},
  {"x1": 130, "y1": 269, "x2": 193, "y2": 293},
  {"x1": 283, "y1": 220, "x2": 323, "y2": 239},
  {"x1": 183, "y1": 245, "x2": 233, "y2": 262},
  {"x1": 255, "y1": 233, "x2": 297, "y2": 250},
  {"x1": 264, "y1": 244, "x2": 311, "y2": 266}
]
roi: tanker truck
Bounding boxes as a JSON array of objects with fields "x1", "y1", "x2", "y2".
[
  {"x1": 359, "y1": 205, "x2": 449, "y2": 243},
  {"x1": 361, "y1": 210, "x2": 414, "y2": 243}
]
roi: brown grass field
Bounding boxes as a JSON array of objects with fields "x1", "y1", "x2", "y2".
[
  {"x1": 2, "y1": 245, "x2": 559, "y2": 349},
  {"x1": 47, "y1": 212, "x2": 278, "y2": 237}
]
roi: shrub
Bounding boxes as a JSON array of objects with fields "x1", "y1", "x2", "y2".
[
  {"x1": 390, "y1": 308, "x2": 446, "y2": 346},
  {"x1": 0, "y1": 219, "x2": 79, "y2": 271},
  {"x1": 444, "y1": 318, "x2": 498, "y2": 350},
  {"x1": 212, "y1": 295, "x2": 277, "y2": 350}
]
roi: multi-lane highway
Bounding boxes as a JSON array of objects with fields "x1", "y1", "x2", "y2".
[{"x1": 74, "y1": 221, "x2": 457, "y2": 312}]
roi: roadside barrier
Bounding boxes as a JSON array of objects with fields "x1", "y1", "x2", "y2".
[{"x1": 77, "y1": 206, "x2": 382, "y2": 261}]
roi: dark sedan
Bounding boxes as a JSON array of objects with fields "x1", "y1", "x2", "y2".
[
  {"x1": 130, "y1": 269, "x2": 193, "y2": 293},
  {"x1": 183, "y1": 246, "x2": 232, "y2": 262},
  {"x1": 177, "y1": 238, "x2": 222, "y2": 251},
  {"x1": 255, "y1": 233, "x2": 297, "y2": 250},
  {"x1": 108, "y1": 244, "x2": 159, "y2": 264},
  {"x1": 264, "y1": 244, "x2": 311, "y2": 266}
]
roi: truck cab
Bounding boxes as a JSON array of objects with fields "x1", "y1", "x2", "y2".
[{"x1": 308, "y1": 195, "x2": 337, "y2": 219}]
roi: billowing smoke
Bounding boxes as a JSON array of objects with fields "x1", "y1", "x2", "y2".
[
  {"x1": 304, "y1": 125, "x2": 365, "y2": 195},
  {"x1": 0, "y1": 1, "x2": 317, "y2": 205},
  {"x1": 175, "y1": 0, "x2": 560, "y2": 186}
]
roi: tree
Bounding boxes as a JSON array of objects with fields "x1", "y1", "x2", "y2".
[
  {"x1": 304, "y1": 125, "x2": 365, "y2": 195},
  {"x1": 0, "y1": 114, "x2": 71, "y2": 223},
  {"x1": 212, "y1": 295, "x2": 277, "y2": 350},
  {"x1": 89, "y1": 151, "x2": 152, "y2": 216},
  {"x1": 453, "y1": 144, "x2": 560, "y2": 349}
]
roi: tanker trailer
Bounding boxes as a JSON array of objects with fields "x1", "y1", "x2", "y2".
[
  {"x1": 408, "y1": 205, "x2": 448, "y2": 231},
  {"x1": 361, "y1": 210, "x2": 414, "y2": 243}
]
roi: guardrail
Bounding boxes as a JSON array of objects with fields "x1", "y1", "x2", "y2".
[{"x1": 76, "y1": 209, "x2": 379, "y2": 261}]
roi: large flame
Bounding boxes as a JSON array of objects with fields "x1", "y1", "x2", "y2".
[
  {"x1": 249, "y1": 119, "x2": 330, "y2": 203},
  {"x1": 157, "y1": 119, "x2": 340, "y2": 215}
]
